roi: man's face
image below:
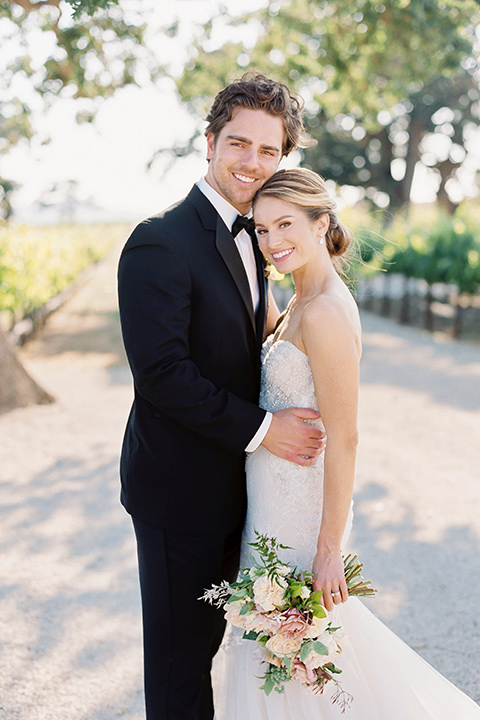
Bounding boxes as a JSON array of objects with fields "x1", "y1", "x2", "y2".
[{"x1": 205, "y1": 107, "x2": 285, "y2": 215}]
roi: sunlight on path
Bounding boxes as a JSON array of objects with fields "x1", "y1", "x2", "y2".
[{"x1": 0, "y1": 245, "x2": 479, "y2": 716}]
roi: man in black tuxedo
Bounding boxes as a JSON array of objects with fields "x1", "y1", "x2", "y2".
[{"x1": 118, "y1": 72, "x2": 324, "y2": 720}]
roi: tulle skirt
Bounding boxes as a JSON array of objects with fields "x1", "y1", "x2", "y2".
[{"x1": 212, "y1": 597, "x2": 480, "y2": 719}]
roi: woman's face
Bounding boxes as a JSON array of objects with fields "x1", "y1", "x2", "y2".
[{"x1": 254, "y1": 196, "x2": 327, "y2": 274}]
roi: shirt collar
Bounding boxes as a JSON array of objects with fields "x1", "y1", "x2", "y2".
[{"x1": 197, "y1": 177, "x2": 252, "y2": 233}]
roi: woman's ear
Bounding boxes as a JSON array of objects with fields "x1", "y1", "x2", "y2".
[{"x1": 316, "y1": 213, "x2": 330, "y2": 238}]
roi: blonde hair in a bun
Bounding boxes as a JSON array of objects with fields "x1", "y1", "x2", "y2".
[{"x1": 253, "y1": 168, "x2": 351, "y2": 260}]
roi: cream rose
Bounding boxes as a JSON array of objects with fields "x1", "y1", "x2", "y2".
[
  {"x1": 265, "y1": 633, "x2": 302, "y2": 657},
  {"x1": 264, "y1": 651, "x2": 283, "y2": 668},
  {"x1": 253, "y1": 575, "x2": 287, "y2": 612},
  {"x1": 224, "y1": 602, "x2": 247, "y2": 629},
  {"x1": 303, "y1": 633, "x2": 340, "y2": 670},
  {"x1": 304, "y1": 612, "x2": 330, "y2": 639}
]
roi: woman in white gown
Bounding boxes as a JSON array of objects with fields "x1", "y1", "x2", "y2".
[{"x1": 212, "y1": 168, "x2": 480, "y2": 719}]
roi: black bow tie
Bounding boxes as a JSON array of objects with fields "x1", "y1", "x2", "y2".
[{"x1": 232, "y1": 214, "x2": 256, "y2": 241}]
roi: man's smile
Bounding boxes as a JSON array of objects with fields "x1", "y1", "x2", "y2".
[{"x1": 233, "y1": 172, "x2": 257, "y2": 184}]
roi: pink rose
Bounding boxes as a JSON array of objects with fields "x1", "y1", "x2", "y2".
[
  {"x1": 277, "y1": 608, "x2": 309, "y2": 640},
  {"x1": 291, "y1": 660, "x2": 317, "y2": 684},
  {"x1": 252, "y1": 611, "x2": 282, "y2": 635}
]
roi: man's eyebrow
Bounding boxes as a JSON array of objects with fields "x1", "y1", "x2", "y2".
[{"x1": 226, "y1": 134, "x2": 281, "y2": 154}]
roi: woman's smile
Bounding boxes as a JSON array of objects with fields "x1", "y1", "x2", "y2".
[{"x1": 271, "y1": 248, "x2": 295, "y2": 262}]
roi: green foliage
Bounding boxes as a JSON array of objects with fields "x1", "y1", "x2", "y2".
[
  {"x1": 358, "y1": 206, "x2": 480, "y2": 295},
  {"x1": 174, "y1": 0, "x2": 480, "y2": 211},
  {"x1": 0, "y1": 222, "x2": 127, "y2": 323},
  {"x1": 1, "y1": 0, "x2": 158, "y2": 218},
  {"x1": 65, "y1": 0, "x2": 119, "y2": 19}
]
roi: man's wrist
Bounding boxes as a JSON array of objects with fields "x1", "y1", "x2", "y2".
[{"x1": 245, "y1": 412, "x2": 272, "y2": 452}]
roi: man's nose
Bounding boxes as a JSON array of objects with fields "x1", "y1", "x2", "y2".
[{"x1": 241, "y1": 145, "x2": 260, "y2": 171}]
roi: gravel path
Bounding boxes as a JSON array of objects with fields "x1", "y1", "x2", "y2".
[{"x1": 1, "y1": 241, "x2": 479, "y2": 718}]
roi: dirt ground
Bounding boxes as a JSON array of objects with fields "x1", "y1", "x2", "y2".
[{"x1": 1, "y1": 240, "x2": 479, "y2": 719}]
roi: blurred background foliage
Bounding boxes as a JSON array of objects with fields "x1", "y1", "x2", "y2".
[
  {"x1": 174, "y1": 0, "x2": 480, "y2": 216},
  {"x1": 170, "y1": 0, "x2": 480, "y2": 338},
  {"x1": 1, "y1": 0, "x2": 480, "y2": 345},
  {"x1": 0, "y1": 222, "x2": 127, "y2": 329}
]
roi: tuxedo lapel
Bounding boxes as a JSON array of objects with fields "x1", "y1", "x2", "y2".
[
  {"x1": 186, "y1": 184, "x2": 263, "y2": 339},
  {"x1": 252, "y1": 235, "x2": 268, "y2": 343},
  {"x1": 215, "y1": 216, "x2": 256, "y2": 334}
]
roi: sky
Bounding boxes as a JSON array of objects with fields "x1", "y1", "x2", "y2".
[{"x1": 2, "y1": 0, "x2": 478, "y2": 223}]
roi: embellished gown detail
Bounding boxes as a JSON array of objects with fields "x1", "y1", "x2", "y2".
[{"x1": 212, "y1": 337, "x2": 480, "y2": 719}]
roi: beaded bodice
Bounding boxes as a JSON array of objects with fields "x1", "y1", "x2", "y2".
[
  {"x1": 241, "y1": 336, "x2": 352, "y2": 571},
  {"x1": 258, "y1": 338, "x2": 318, "y2": 414}
]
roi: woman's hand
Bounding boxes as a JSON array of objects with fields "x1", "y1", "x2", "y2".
[{"x1": 312, "y1": 548, "x2": 348, "y2": 612}]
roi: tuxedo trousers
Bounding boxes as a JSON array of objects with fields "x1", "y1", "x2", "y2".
[{"x1": 132, "y1": 517, "x2": 242, "y2": 720}]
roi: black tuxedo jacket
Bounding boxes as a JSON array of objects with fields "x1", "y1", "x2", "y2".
[{"x1": 118, "y1": 185, "x2": 268, "y2": 534}]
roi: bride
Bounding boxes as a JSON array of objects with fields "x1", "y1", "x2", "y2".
[{"x1": 212, "y1": 168, "x2": 480, "y2": 718}]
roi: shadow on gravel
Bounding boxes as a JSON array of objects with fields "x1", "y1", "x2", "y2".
[
  {"x1": 351, "y1": 481, "x2": 480, "y2": 702},
  {"x1": 29, "y1": 309, "x2": 127, "y2": 363},
  {"x1": 0, "y1": 453, "x2": 143, "y2": 717},
  {"x1": 360, "y1": 319, "x2": 480, "y2": 413}
]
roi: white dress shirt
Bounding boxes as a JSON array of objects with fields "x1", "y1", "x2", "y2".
[{"x1": 196, "y1": 177, "x2": 272, "y2": 452}]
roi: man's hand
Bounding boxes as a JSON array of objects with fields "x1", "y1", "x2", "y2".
[{"x1": 261, "y1": 407, "x2": 326, "y2": 466}]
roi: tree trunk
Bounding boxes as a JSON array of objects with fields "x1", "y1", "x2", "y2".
[
  {"x1": 424, "y1": 287, "x2": 434, "y2": 332},
  {"x1": 381, "y1": 273, "x2": 392, "y2": 316},
  {"x1": 0, "y1": 328, "x2": 54, "y2": 411},
  {"x1": 399, "y1": 276, "x2": 411, "y2": 325},
  {"x1": 451, "y1": 298, "x2": 466, "y2": 339}
]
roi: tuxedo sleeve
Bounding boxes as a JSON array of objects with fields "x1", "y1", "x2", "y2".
[{"x1": 118, "y1": 220, "x2": 266, "y2": 455}]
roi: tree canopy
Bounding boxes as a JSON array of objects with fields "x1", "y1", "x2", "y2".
[
  {"x1": 174, "y1": 0, "x2": 480, "y2": 212},
  {"x1": 0, "y1": 0, "x2": 153, "y2": 217}
]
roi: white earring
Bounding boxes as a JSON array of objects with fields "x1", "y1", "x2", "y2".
[{"x1": 318, "y1": 234, "x2": 324, "y2": 245}]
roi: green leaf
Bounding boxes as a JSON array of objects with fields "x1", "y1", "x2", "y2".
[
  {"x1": 300, "y1": 640, "x2": 313, "y2": 663},
  {"x1": 260, "y1": 678, "x2": 275, "y2": 696},
  {"x1": 291, "y1": 585, "x2": 306, "y2": 598},
  {"x1": 313, "y1": 641, "x2": 329, "y2": 656},
  {"x1": 242, "y1": 630, "x2": 260, "y2": 641},
  {"x1": 239, "y1": 603, "x2": 251, "y2": 615},
  {"x1": 230, "y1": 587, "x2": 249, "y2": 598},
  {"x1": 309, "y1": 590, "x2": 324, "y2": 604}
]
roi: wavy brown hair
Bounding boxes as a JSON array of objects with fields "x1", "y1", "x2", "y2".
[{"x1": 205, "y1": 71, "x2": 314, "y2": 157}]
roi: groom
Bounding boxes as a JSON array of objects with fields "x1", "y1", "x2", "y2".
[{"x1": 118, "y1": 72, "x2": 324, "y2": 720}]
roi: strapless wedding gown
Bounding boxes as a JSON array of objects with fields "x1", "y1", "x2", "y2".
[{"x1": 212, "y1": 337, "x2": 480, "y2": 719}]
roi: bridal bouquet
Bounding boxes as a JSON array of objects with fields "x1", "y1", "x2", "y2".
[{"x1": 201, "y1": 532, "x2": 376, "y2": 711}]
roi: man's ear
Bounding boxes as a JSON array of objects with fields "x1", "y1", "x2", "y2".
[{"x1": 206, "y1": 132, "x2": 216, "y2": 161}]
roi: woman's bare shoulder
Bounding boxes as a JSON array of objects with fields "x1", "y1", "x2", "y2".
[{"x1": 301, "y1": 291, "x2": 362, "y2": 356}]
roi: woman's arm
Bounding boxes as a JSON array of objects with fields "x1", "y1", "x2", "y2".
[{"x1": 302, "y1": 298, "x2": 360, "y2": 611}]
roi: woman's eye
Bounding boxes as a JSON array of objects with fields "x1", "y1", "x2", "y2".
[
  {"x1": 256, "y1": 228, "x2": 267, "y2": 235},
  {"x1": 279, "y1": 222, "x2": 290, "y2": 229}
]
